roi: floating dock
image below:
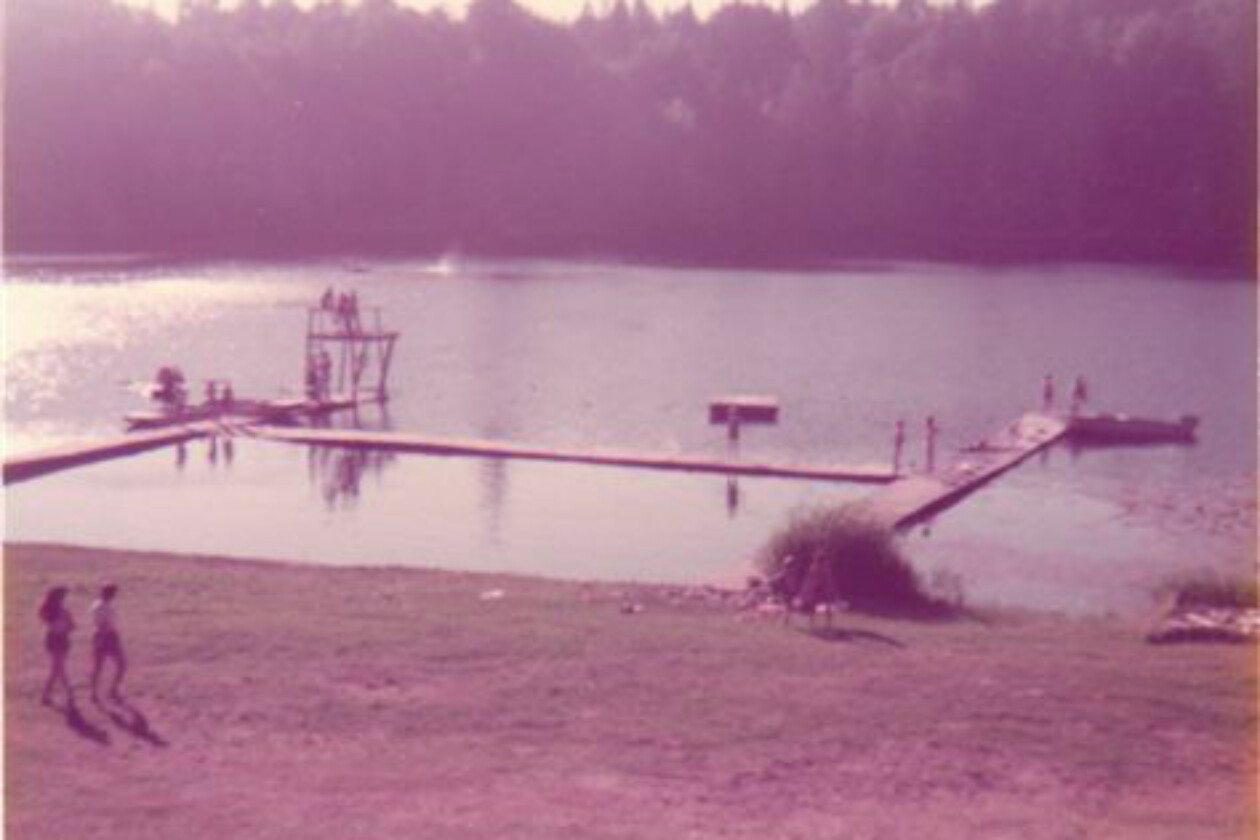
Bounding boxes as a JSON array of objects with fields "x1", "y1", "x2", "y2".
[
  {"x1": 125, "y1": 395, "x2": 373, "y2": 431},
  {"x1": 852, "y1": 412, "x2": 1069, "y2": 530},
  {"x1": 3, "y1": 426, "x2": 209, "y2": 485},
  {"x1": 1067, "y1": 411, "x2": 1198, "y2": 444},
  {"x1": 251, "y1": 426, "x2": 898, "y2": 484}
]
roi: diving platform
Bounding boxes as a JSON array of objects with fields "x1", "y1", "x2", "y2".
[
  {"x1": 251, "y1": 426, "x2": 898, "y2": 484},
  {"x1": 305, "y1": 301, "x2": 398, "y2": 402},
  {"x1": 3, "y1": 426, "x2": 209, "y2": 485},
  {"x1": 852, "y1": 412, "x2": 1069, "y2": 530}
]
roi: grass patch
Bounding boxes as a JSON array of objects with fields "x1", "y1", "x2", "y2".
[{"x1": 756, "y1": 505, "x2": 954, "y2": 618}]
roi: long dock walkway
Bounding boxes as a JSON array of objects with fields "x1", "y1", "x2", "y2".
[
  {"x1": 251, "y1": 426, "x2": 898, "y2": 484},
  {"x1": 851, "y1": 412, "x2": 1069, "y2": 530},
  {"x1": 3, "y1": 426, "x2": 209, "y2": 485}
]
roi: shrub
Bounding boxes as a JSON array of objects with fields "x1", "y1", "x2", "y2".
[
  {"x1": 757, "y1": 505, "x2": 949, "y2": 617},
  {"x1": 1158, "y1": 573, "x2": 1259, "y2": 610}
]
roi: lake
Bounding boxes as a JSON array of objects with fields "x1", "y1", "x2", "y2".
[{"x1": 4, "y1": 258, "x2": 1255, "y2": 614}]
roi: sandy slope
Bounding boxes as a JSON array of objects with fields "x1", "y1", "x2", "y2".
[{"x1": 5, "y1": 543, "x2": 1256, "y2": 839}]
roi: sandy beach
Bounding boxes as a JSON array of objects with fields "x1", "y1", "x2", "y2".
[{"x1": 5, "y1": 541, "x2": 1255, "y2": 839}]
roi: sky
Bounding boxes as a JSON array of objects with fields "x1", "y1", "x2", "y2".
[{"x1": 116, "y1": 0, "x2": 804, "y2": 24}]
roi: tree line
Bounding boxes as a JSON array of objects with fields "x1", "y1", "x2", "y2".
[{"x1": 6, "y1": 0, "x2": 1255, "y2": 268}]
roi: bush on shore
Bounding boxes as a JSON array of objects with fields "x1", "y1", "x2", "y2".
[
  {"x1": 756, "y1": 506, "x2": 953, "y2": 618},
  {"x1": 1158, "y1": 573, "x2": 1259, "y2": 610}
]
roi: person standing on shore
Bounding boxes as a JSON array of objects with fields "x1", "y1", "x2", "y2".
[
  {"x1": 893, "y1": 419, "x2": 907, "y2": 474},
  {"x1": 40, "y1": 587, "x2": 76, "y2": 706},
  {"x1": 925, "y1": 415, "x2": 939, "y2": 473},
  {"x1": 1042, "y1": 374, "x2": 1055, "y2": 411},
  {"x1": 1070, "y1": 376, "x2": 1089, "y2": 415},
  {"x1": 90, "y1": 584, "x2": 127, "y2": 703}
]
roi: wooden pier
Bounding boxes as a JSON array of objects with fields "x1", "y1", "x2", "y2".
[
  {"x1": 3, "y1": 426, "x2": 209, "y2": 485},
  {"x1": 852, "y1": 412, "x2": 1069, "y2": 530},
  {"x1": 250, "y1": 426, "x2": 898, "y2": 484}
]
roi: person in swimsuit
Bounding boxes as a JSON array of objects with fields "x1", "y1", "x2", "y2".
[
  {"x1": 40, "y1": 586, "x2": 76, "y2": 706},
  {"x1": 925, "y1": 415, "x2": 939, "y2": 473},
  {"x1": 1070, "y1": 376, "x2": 1089, "y2": 415},
  {"x1": 90, "y1": 584, "x2": 127, "y2": 702},
  {"x1": 893, "y1": 419, "x2": 907, "y2": 474}
]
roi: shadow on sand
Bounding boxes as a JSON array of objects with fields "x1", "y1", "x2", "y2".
[
  {"x1": 97, "y1": 695, "x2": 169, "y2": 747},
  {"x1": 45, "y1": 698, "x2": 111, "y2": 746},
  {"x1": 804, "y1": 626, "x2": 906, "y2": 648}
]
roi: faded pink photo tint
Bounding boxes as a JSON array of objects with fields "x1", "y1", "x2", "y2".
[{"x1": 5, "y1": 0, "x2": 1256, "y2": 838}]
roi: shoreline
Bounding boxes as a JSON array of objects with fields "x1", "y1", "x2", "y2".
[
  {"x1": 4, "y1": 249, "x2": 1254, "y2": 280},
  {"x1": 6, "y1": 541, "x2": 1255, "y2": 839}
]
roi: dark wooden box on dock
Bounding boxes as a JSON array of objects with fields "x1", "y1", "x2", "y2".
[{"x1": 708, "y1": 396, "x2": 780, "y2": 425}]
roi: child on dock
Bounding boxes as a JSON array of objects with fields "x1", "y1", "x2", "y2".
[{"x1": 1070, "y1": 376, "x2": 1089, "y2": 415}]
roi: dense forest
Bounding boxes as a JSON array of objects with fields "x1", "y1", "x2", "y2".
[{"x1": 5, "y1": 0, "x2": 1255, "y2": 267}]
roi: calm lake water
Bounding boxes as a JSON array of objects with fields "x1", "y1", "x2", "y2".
[{"x1": 4, "y1": 259, "x2": 1256, "y2": 613}]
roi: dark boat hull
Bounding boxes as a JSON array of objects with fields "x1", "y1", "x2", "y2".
[{"x1": 1068, "y1": 413, "x2": 1198, "y2": 443}]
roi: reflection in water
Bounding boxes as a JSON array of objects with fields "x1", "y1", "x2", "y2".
[
  {"x1": 464, "y1": 281, "x2": 525, "y2": 542},
  {"x1": 309, "y1": 446, "x2": 396, "y2": 508},
  {"x1": 479, "y1": 457, "x2": 509, "y2": 544},
  {"x1": 305, "y1": 402, "x2": 398, "y2": 508},
  {"x1": 1067, "y1": 437, "x2": 1198, "y2": 459},
  {"x1": 725, "y1": 478, "x2": 740, "y2": 517},
  {"x1": 200, "y1": 432, "x2": 235, "y2": 468},
  {"x1": 723, "y1": 432, "x2": 742, "y2": 516}
]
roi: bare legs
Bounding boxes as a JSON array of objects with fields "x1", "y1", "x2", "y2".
[
  {"x1": 90, "y1": 646, "x2": 127, "y2": 702},
  {"x1": 42, "y1": 650, "x2": 73, "y2": 706}
]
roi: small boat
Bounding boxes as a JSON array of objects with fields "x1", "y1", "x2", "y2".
[{"x1": 1068, "y1": 412, "x2": 1199, "y2": 443}]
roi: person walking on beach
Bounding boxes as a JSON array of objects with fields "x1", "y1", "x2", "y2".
[
  {"x1": 1042, "y1": 374, "x2": 1055, "y2": 411},
  {"x1": 90, "y1": 584, "x2": 127, "y2": 702},
  {"x1": 40, "y1": 587, "x2": 76, "y2": 706}
]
